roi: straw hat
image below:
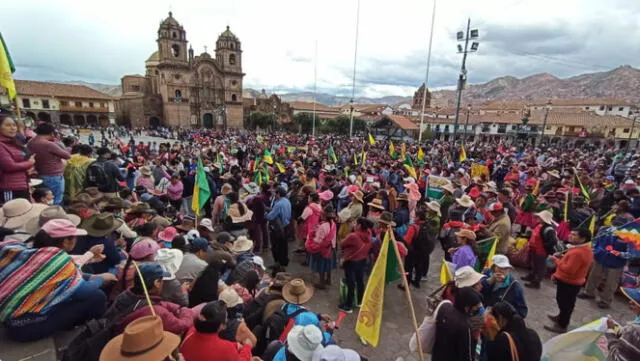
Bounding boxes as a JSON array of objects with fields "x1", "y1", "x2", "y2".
[
  {"x1": 127, "y1": 203, "x2": 157, "y2": 215},
  {"x1": 535, "y1": 210, "x2": 558, "y2": 226},
  {"x1": 230, "y1": 236, "x2": 254, "y2": 253},
  {"x1": 24, "y1": 206, "x2": 81, "y2": 235},
  {"x1": 80, "y1": 213, "x2": 124, "y2": 237},
  {"x1": 378, "y1": 211, "x2": 396, "y2": 227},
  {"x1": 456, "y1": 195, "x2": 475, "y2": 208},
  {"x1": 425, "y1": 201, "x2": 441, "y2": 216},
  {"x1": 140, "y1": 166, "x2": 152, "y2": 176},
  {"x1": 84, "y1": 187, "x2": 104, "y2": 202},
  {"x1": 349, "y1": 190, "x2": 364, "y2": 203},
  {"x1": 442, "y1": 183, "x2": 455, "y2": 194},
  {"x1": 455, "y1": 229, "x2": 477, "y2": 241},
  {"x1": 103, "y1": 197, "x2": 128, "y2": 210},
  {"x1": 397, "y1": 193, "x2": 409, "y2": 202},
  {"x1": 0, "y1": 199, "x2": 47, "y2": 230},
  {"x1": 99, "y1": 316, "x2": 179, "y2": 361},
  {"x1": 287, "y1": 325, "x2": 324, "y2": 361},
  {"x1": 243, "y1": 182, "x2": 260, "y2": 195},
  {"x1": 282, "y1": 278, "x2": 314, "y2": 305},
  {"x1": 368, "y1": 198, "x2": 385, "y2": 211},
  {"x1": 198, "y1": 218, "x2": 215, "y2": 232},
  {"x1": 221, "y1": 183, "x2": 233, "y2": 195},
  {"x1": 219, "y1": 287, "x2": 243, "y2": 308},
  {"x1": 454, "y1": 266, "x2": 485, "y2": 288},
  {"x1": 154, "y1": 248, "x2": 183, "y2": 281}
]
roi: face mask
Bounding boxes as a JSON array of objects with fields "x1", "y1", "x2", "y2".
[{"x1": 47, "y1": 199, "x2": 54, "y2": 205}]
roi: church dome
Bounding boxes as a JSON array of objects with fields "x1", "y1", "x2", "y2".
[
  {"x1": 160, "y1": 11, "x2": 180, "y2": 27},
  {"x1": 146, "y1": 51, "x2": 159, "y2": 62},
  {"x1": 218, "y1": 26, "x2": 238, "y2": 41}
]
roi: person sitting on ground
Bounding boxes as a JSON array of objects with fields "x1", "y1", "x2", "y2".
[
  {"x1": 110, "y1": 237, "x2": 160, "y2": 301},
  {"x1": 263, "y1": 325, "x2": 324, "y2": 361},
  {"x1": 276, "y1": 279, "x2": 334, "y2": 344},
  {"x1": 180, "y1": 300, "x2": 253, "y2": 361},
  {"x1": 1, "y1": 219, "x2": 114, "y2": 342},
  {"x1": 243, "y1": 272, "x2": 293, "y2": 330},
  {"x1": 481, "y1": 255, "x2": 528, "y2": 318},
  {"x1": 74, "y1": 212, "x2": 124, "y2": 274},
  {"x1": 485, "y1": 302, "x2": 542, "y2": 361},
  {"x1": 104, "y1": 262, "x2": 195, "y2": 335},
  {"x1": 175, "y1": 236, "x2": 211, "y2": 285},
  {"x1": 32, "y1": 186, "x2": 54, "y2": 205},
  {"x1": 604, "y1": 287, "x2": 640, "y2": 361},
  {"x1": 218, "y1": 286, "x2": 257, "y2": 347}
]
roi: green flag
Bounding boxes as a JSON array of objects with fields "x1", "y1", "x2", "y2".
[
  {"x1": 328, "y1": 146, "x2": 337, "y2": 163},
  {"x1": 191, "y1": 158, "x2": 211, "y2": 217}
]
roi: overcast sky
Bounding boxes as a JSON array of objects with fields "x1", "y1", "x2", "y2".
[{"x1": 2, "y1": 0, "x2": 639, "y2": 98}]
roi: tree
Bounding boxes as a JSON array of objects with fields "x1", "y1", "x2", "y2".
[
  {"x1": 421, "y1": 127, "x2": 433, "y2": 140},
  {"x1": 292, "y1": 112, "x2": 315, "y2": 133},
  {"x1": 247, "y1": 112, "x2": 272, "y2": 130}
]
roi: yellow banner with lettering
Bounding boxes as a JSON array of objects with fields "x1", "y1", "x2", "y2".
[{"x1": 471, "y1": 163, "x2": 489, "y2": 178}]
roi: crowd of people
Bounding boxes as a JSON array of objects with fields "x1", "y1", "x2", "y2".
[{"x1": 0, "y1": 108, "x2": 639, "y2": 361}]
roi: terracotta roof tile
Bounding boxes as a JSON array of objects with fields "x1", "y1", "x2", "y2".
[
  {"x1": 387, "y1": 114, "x2": 419, "y2": 130},
  {"x1": 14, "y1": 80, "x2": 114, "y2": 100},
  {"x1": 289, "y1": 101, "x2": 340, "y2": 113}
]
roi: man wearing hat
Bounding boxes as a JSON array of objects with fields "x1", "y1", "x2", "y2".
[
  {"x1": 439, "y1": 183, "x2": 455, "y2": 223},
  {"x1": 87, "y1": 147, "x2": 125, "y2": 197},
  {"x1": 523, "y1": 210, "x2": 558, "y2": 289},
  {"x1": 266, "y1": 186, "x2": 292, "y2": 272},
  {"x1": 487, "y1": 202, "x2": 512, "y2": 254},
  {"x1": 76, "y1": 213, "x2": 124, "y2": 274},
  {"x1": 99, "y1": 315, "x2": 181, "y2": 361},
  {"x1": 481, "y1": 255, "x2": 528, "y2": 318}
]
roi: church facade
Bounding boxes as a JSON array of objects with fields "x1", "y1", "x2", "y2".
[{"x1": 118, "y1": 12, "x2": 244, "y2": 129}]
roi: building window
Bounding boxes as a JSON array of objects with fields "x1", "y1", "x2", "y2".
[
  {"x1": 172, "y1": 32, "x2": 177, "y2": 39},
  {"x1": 229, "y1": 54, "x2": 236, "y2": 65},
  {"x1": 607, "y1": 106, "x2": 613, "y2": 111},
  {"x1": 175, "y1": 90, "x2": 182, "y2": 102},
  {"x1": 171, "y1": 44, "x2": 180, "y2": 57},
  {"x1": 41, "y1": 99, "x2": 50, "y2": 108},
  {"x1": 623, "y1": 128, "x2": 630, "y2": 133},
  {"x1": 89, "y1": 102, "x2": 94, "y2": 108},
  {"x1": 585, "y1": 106, "x2": 590, "y2": 110},
  {"x1": 231, "y1": 80, "x2": 237, "y2": 86},
  {"x1": 60, "y1": 101, "x2": 68, "y2": 106},
  {"x1": 444, "y1": 125, "x2": 450, "y2": 132},
  {"x1": 511, "y1": 125, "x2": 517, "y2": 130},
  {"x1": 22, "y1": 98, "x2": 30, "y2": 108},
  {"x1": 75, "y1": 101, "x2": 82, "y2": 107},
  {"x1": 618, "y1": 107, "x2": 624, "y2": 111},
  {"x1": 599, "y1": 106, "x2": 605, "y2": 111},
  {"x1": 101, "y1": 103, "x2": 106, "y2": 108},
  {"x1": 131, "y1": 85, "x2": 140, "y2": 92},
  {"x1": 231, "y1": 94, "x2": 237, "y2": 102}
]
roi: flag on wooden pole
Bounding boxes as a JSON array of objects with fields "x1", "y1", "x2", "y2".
[
  {"x1": 191, "y1": 158, "x2": 211, "y2": 217},
  {"x1": 368, "y1": 133, "x2": 376, "y2": 145},
  {"x1": 0, "y1": 32, "x2": 16, "y2": 100},
  {"x1": 328, "y1": 146, "x2": 337, "y2": 163},
  {"x1": 389, "y1": 142, "x2": 397, "y2": 159},
  {"x1": 459, "y1": 144, "x2": 467, "y2": 162}
]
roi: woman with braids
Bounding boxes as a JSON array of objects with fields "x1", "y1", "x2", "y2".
[{"x1": 484, "y1": 302, "x2": 541, "y2": 361}]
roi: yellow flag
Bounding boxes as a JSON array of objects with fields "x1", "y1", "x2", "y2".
[
  {"x1": 484, "y1": 238, "x2": 498, "y2": 269},
  {"x1": 368, "y1": 133, "x2": 376, "y2": 145},
  {"x1": 401, "y1": 143, "x2": 407, "y2": 159},
  {"x1": 354, "y1": 153, "x2": 358, "y2": 166},
  {"x1": 361, "y1": 151, "x2": 367, "y2": 165},
  {"x1": 355, "y1": 231, "x2": 390, "y2": 347},
  {"x1": 588, "y1": 215, "x2": 596, "y2": 236},
  {"x1": 439, "y1": 260, "x2": 454, "y2": 285},
  {"x1": 0, "y1": 33, "x2": 16, "y2": 100},
  {"x1": 417, "y1": 147, "x2": 424, "y2": 161},
  {"x1": 459, "y1": 144, "x2": 467, "y2": 162},
  {"x1": 389, "y1": 142, "x2": 396, "y2": 159},
  {"x1": 275, "y1": 162, "x2": 285, "y2": 173}
]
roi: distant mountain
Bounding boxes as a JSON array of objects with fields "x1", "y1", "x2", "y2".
[
  {"x1": 67, "y1": 65, "x2": 640, "y2": 107},
  {"x1": 430, "y1": 65, "x2": 640, "y2": 107}
]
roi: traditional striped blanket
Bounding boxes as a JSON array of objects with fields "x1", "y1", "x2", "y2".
[{"x1": 0, "y1": 240, "x2": 84, "y2": 322}]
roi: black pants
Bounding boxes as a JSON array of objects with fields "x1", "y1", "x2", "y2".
[
  {"x1": 344, "y1": 259, "x2": 367, "y2": 307},
  {"x1": 0, "y1": 189, "x2": 29, "y2": 204},
  {"x1": 405, "y1": 251, "x2": 429, "y2": 284},
  {"x1": 556, "y1": 280, "x2": 581, "y2": 328},
  {"x1": 270, "y1": 226, "x2": 289, "y2": 267},
  {"x1": 530, "y1": 251, "x2": 547, "y2": 284}
]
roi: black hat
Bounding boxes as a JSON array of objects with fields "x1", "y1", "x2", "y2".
[{"x1": 97, "y1": 147, "x2": 111, "y2": 156}]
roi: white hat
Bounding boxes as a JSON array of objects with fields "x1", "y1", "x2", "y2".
[
  {"x1": 287, "y1": 325, "x2": 324, "y2": 361},
  {"x1": 535, "y1": 210, "x2": 558, "y2": 226},
  {"x1": 426, "y1": 201, "x2": 441, "y2": 216},
  {"x1": 312, "y1": 345, "x2": 360, "y2": 361},
  {"x1": 252, "y1": 255, "x2": 266, "y2": 270},
  {"x1": 186, "y1": 229, "x2": 200, "y2": 243},
  {"x1": 492, "y1": 255, "x2": 513, "y2": 269},
  {"x1": 230, "y1": 236, "x2": 254, "y2": 253},
  {"x1": 218, "y1": 287, "x2": 243, "y2": 308},
  {"x1": 456, "y1": 195, "x2": 475, "y2": 208},
  {"x1": 454, "y1": 266, "x2": 485, "y2": 288},
  {"x1": 198, "y1": 218, "x2": 214, "y2": 232},
  {"x1": 154, "y1": 248, "x2": 184, "y2": 280},
  {"x1": 403, "y1": 177, "x2": 416, "y2": 184}
]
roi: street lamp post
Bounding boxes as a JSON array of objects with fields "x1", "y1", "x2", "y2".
[
  {"x1": 539, "y1": 101, "x2": 552, "y2": 146},
  {"x1": 626, "y1": 112, "x2": 639, "y2": 153},
  {"x1": 464, "y1": 104, "x2": 471, "y2": 142},
  {"x1": 452, "y1": 18, "x2": 479, "y2": 144}
]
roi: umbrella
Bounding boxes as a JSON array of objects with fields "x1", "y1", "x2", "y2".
[{"x1": 541, "y1": 317, "x2": 609, "y2": 361}]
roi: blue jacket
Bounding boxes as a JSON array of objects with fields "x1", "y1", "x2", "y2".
[
  {"x1": 593, "y1": 230, "x2": 630, "y2": 269},
  {"x1": 266, "y1": 197, "x2": 292, "y2": 227},
  {"x1": 481, "y1": 271, "x2": 528, "y2": 318},
  {"x1": 282, "y1": 304, "x2": 332, "y2": 345}
]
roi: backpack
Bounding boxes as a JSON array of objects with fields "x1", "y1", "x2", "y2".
[
  {"x1": 541, "y1": 225, "x2": 558, "y2": 255},
  {"x1": 243, "y1": 290, "x2": 283, "y2": 329},
  {"x1": 86, "y1": 161, "x2": 108, "y2": 189},
  {"x1": 59, "y1": 318, "x2": 112, "y2": 361},
  {"x1": 409, "y1": 300, "x2": 451, "y2": 354},
  {"x1": 266, "y1": 306, "x2": 306, "y2": 343},
  {"x1": 412, "y1": 221, "x2": 436, "y2": 256}
]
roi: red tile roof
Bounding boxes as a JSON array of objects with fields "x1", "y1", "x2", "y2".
[
  {"x1": 387, "y1": 114, "x2": 418, "y2": 130},
  {"x1": 289, "y1": 101, "x2": 340, "y2": 113},
  {"x1": 410, "y1": 111, "x2": 633, "y2": 127},
  {"x1": 481, "y1": 98, "x2": 631, "y2": 110},
  {"x1": 12, "y1": 80, "x2": 114, "y2": 100}
]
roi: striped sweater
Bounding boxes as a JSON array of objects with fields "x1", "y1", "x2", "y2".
[{"x1": 0, "y1": 240, "x2": 83, "y2": 321}]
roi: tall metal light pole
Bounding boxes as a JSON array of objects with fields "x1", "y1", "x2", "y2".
[
  {"x1": 539, "y1": 101, "x2": 552, "y2": 146},
  {"x1": 418, "y1": 0, "x2": 437, "y2": 144},
  {"x1": 626, "y1": 112, "x2": 639, "y2": 153},
  {"x1": 452, "y1": 19, "x2": 479, "y2": 143},
  {"x1": 312, "y1": 40, "x2": 318, "y2": 137},
  {"x1": 464, "y1": 103, "x2": 471, "y2": 141},
  {"x1": 349, "y1": 0, "x2": 361, "y2": 137}
]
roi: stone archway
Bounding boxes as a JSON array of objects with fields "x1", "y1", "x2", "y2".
[
  {"x1": 87, "y1": 114, "x2": 98, "y2": 126},
  {"x1": 203, "y1": 113, "x2": 214, "y2": 129},
  {"x1": 73, "y1": 114, "x2": 85, "y2": 126},
  {"x1": 60, "y1": 114, "x2": 72, "y2": 125},
  {"x1": 98, "y1": 115, "x2": 109, "y2": 127},
  {"x1": 149, "y1": 116, "x2": 160, "y2": 128},
  {"x1": 37, "y1": 112, "x2": 51, "y2": 122}
]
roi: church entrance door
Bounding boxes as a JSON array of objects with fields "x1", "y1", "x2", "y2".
[{"x1": 203, "y1": 113, "x2": 214, "y2": 129}]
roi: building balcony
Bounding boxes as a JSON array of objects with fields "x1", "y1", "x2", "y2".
[{"x1": 59, "y1": 105, "x2": 110, "y2": 113}]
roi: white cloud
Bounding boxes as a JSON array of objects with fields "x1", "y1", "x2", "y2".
[{"x1": 1, "y1": 0, "x2": 639, "y2": 97}]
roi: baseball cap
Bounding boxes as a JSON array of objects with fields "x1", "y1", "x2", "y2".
[
  {"x1": 41, "y1": 219, "x2": 87, "y2": 238},
  {"x1": 190, "y1": 237, "x2": 212, "y2": 253},
  {"x1": 135, "y1": 263, "x2": 170, "y2": 290},
  {"x1": 199, "y1": 218, "x2": 214, "y2": 232},
  {"x1": 488, "y1": 202, "x2": 504, "y2": 212},
  {"x1": 216, "y1": 231, "x2": 234, "y2": 244},
  {"x1": 491, "y1": 255, "x2": 513, "y2": 269}
]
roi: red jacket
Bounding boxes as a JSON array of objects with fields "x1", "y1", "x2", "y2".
[
  {"x1": 341, "y1": 230, "x2": 372, "y2": 261},
  {"x1": 0, "y1": 135, "x2": 33, "y2": 191},
  {"x1": 118, "y1": 299, "x2": 195, "y2": 336},
  {"x1": 181, "y1": 327, "x2": 252, "y2": 361},
  {"x1": 552, "y1": 243, "x2": 594, "y2": 286}
]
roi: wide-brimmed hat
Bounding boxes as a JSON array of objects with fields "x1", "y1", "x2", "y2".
[
  {"x1": 621, "y1": 287, "x2": 640, "y2": 308},
  {"x1": 219, "y1": 287, "x2": 243, "y2": 308},
  {"x1": 318, "y1": 190, "x2": 334, "y2": 202},
  {"x1": 84, "y1": 187, "x2": 104, "y2": 202},
  {"x1": 547, "y1": 170, "x2": 561, "y2": 179},
  {"x1": 80, "y1": 213, "x2": 124, "y2": 237},
  {"x1": 456, "y1": 195, "x2": 475, "y2": 208},
  {"x1": 72, "y1": 193, "x2": 95, "y2": 206},
  {"x1": 198, "y1": 218, "x2": 215, "y2": 232},
  {"x1": 243, "y1": 182, "x2": 260, "y2": 195},
  {"x1": 378, "y1": 211, "x2": 396, "y2": 227},
  {"x1": 139, "y1": 166, "x2": 152, "y2": 176},
  {"x1": 282, "y1": 278, "x2": 314, "y2": 305},
  {"x1": 349, "y1": 190, "x2": 364, "y2": 203},
  {"x1": 150, "y1": 216, "x2": 171, "y2": 230},
  {"x1": 368, "y1": 198, "x2": 385, "y2": 211},
  {"x1": 29, "y1": 178, "x2": 43, "y2": 188},
  {"x1": 99, "y1": 316, "x2": 179, "y2": 361},
  {"x1": 103, "y1": 197, "x2": 128, "y2": 210},
  {"x1": 25, "y1": 206, "x2": 81, "y2": 235},
  {"x1": 397, "y1": 193, "x2": 409, "y2": 202},
  {"x1": 426, "y1": 201, "x2": 441, "y2": 216},
  {"x1": 230, "y1": 236, "x2": 253, "y2": 253},
  {"x1": 127, "y1": 202, "x2": 157, "y2": 215},
  {"x1": 442, "y1": 183, "x2": 455, "y2": 194},
  {"x1": 455, "y1": 229, "x2": 477, "y2": 241},
  {"x1": 221, "y1": 183, "x2": 233, "y2": 195},
  {"x1": 535, "y1": 210, "x2": 558, "y2": 226},
  {"x1": 0, "y1": 199, "x2": 47, "y2": 230},
  {"x1": 130, "y1": 238, "x2": 160, "y2": 260},
  {"x1": 157, "y1": 226, "x2": 178, "y2": 243},
  {"x1": 454, "y1": 266, "x2": 485, "y2": 288},
  {"x1": 287, "y1": 325, "x2": 324, "y2": 361},
  {"x1": 312, "y1": 345, "x2": 361, "y2": 361},
  {"x1": 154, "y1": 248, "x2": 183, "y2": 281},
  {"x1": 41, "y1": 219, "x2": 88, "y2": 238}
]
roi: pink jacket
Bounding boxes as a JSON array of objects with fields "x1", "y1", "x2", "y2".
[
  {"x1": 119, "y1": 300, "x2": 195, "y2": 336},
  {"x1": 0, "y1": 135, "x2": 33, "y2": 191},
  {"x1": 301, "y1": 203, "x2": 322, "y2": 238}
]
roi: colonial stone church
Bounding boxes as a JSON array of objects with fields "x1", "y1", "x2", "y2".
[{"x1": 118, "y1": 12, "x2": 244, "y2": 129}]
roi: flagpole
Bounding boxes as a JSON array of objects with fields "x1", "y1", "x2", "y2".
[
  {"x1": 312, "y1": 39, "x2": 318, "y2": 138},
  {"x1": 349, "y1": 0, "x2": 361, "y2": 138},
  {"x1": 388, "y1": 231, "x2": 426, "y2": 361},
  {"x1": 418, "y1": 0, "x2": 437, "y2": 144}
]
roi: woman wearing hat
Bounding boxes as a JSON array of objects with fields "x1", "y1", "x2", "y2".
[
  {"x1": 514, "y1": 182, "x2": 539, "y2": 235},
  {"x1": 366, "y1": 198, "x2": 385, "y2": 227},
  {"x1": 481, "y1": 255, "x2": 528, "y2": 318},
  {"x1": 339, "y1": 218, "x2": 374, "y2": 313},
  {"x1": 2, "y1": 219, "x2": 115, "y2": 342},
  {"x1": 337, "y1": 190, "x2": 364, "y2": 239},
  {"x1": 212, "y1": 183, "x2": 233, "y2": 225},
  {"x1": 393, "y1": 193, "x2": 411, "y2": 238},
  {"x1": 135, "y1": 166, "x2": 155, "y2": 193},
  {"x1": 265, "y1": 325, "x2": 324, "y2": 361},
  {"x1": 279, "y1": 279, "x2": 334, "y2": 345},
  {"x1": 450, "y1": 229, "x2": 479, "y2": 270},
  {"x1": 223, "y1": 191, "x2": 253, "y2": 237},
  {"x1": 300, "y1": 192, "x2": 323, "y2": 250},
  {"x1": 306, "y1": 206, "x2": 337, "y2": 290},
  {"x1": 109, "y1": 238, "x2": 161, "y2": 301}
]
